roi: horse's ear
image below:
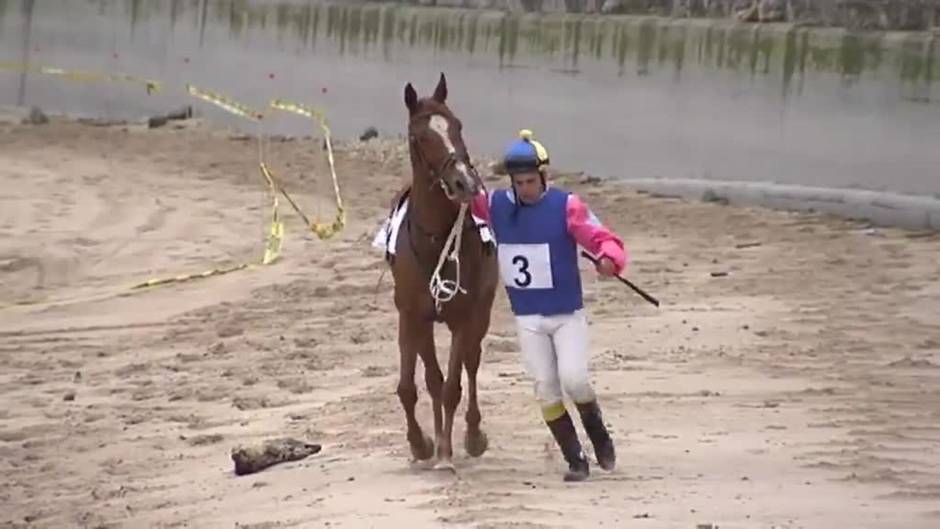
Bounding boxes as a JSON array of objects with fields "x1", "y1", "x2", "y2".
[
  {"x1": 432, "y1": 72, "x2": 447, "y2": 103},
  {"x1": 404, "y1": 82, "x2": 418, "y2": 114}
]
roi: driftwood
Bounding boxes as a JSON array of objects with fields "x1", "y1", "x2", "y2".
[
  {"x1": 0, "y1": 105, "x2": 48, "y2": 125},
  {"x1": 230, "y1": 437, "x2": 322, "y2": 476},
  {"x1": 359, "y1": 126, "x2": 379, "y2": 141},
  {"x1": 147, "y1": 105, "x2": 193, "y2": 129},
  {"x1": 26, "y1": 106, "x2": 49, "y2": 125}
]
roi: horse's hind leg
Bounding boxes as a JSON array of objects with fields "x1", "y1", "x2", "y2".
[{"x1": 397, "y1": 313, "x2": 435, "y2": 461}]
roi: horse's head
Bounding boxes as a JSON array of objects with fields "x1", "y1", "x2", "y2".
[{"x1": 404, "y1": 73, "x2": 482, "y2": 204}]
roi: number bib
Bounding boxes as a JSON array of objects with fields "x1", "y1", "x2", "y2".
[{"x1": 497, "y1": 243, "x2": 554, "y2": 289}]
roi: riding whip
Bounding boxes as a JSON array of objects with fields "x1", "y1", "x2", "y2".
[{"x1": 580, "y1": 250, "x2": 660, "y2": 307}]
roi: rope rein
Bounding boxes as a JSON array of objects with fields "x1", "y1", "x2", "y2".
[
  {"x1": 428, "y1": 202, "x2": 469, "y2": 313},
  {"x1": 408, "y1": 125, "x2": 481, "y2": 314}
]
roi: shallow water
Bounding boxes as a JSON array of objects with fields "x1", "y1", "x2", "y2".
[{"x1": 1, "y1": 0, "x2": 937, "y2": 195}]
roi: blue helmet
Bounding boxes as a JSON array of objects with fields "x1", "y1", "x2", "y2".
[{"x1": 503, "y1": 129, "x2": 550, "y2": 175}]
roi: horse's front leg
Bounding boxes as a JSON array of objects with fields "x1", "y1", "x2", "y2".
[
  {"x1": 397, "y1": 313, "x2": 435, "y2": 461},
  {"x1": 417, "y1": 332, "x2": 444, "y2": 455},
  {"x1": 463, "y1": 334, "x2": 488, "y2": 457},
  {"x1": 435, "y1": 331, "x2": 465, "y2": 471},
  {"x1": 463, "y1": 292, "x2": 494, "y2": 458}
]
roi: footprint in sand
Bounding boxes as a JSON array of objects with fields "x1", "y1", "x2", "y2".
[{"x1": 136, "y1": 198, "x2": 175, "y2": 234}]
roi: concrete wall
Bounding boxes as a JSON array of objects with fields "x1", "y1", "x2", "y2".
[
  {"x1": 371, "y1": 0, "x2": 940, "y2": 30},
  {"x1": 1, "y1": 0, "x2": 937, "y2": 232},
  {"x1": 620, "y1": 178, "x2": 940, "y2": 230}
]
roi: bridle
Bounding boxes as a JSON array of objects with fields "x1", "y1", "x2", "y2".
[
  {"x1": 404, "y1": 115, "x2": 490, "y2": 316},
  {"x1": 407, "y1": 115, "x2": 483, "y2": 202}
]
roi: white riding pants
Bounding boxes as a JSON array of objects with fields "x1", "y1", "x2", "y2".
[{"x1": 515, "y1": 309, "x2": 596, "y2": 411}]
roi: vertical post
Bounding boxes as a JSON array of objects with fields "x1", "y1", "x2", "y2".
[
  {"x1": 198, "y1": 0, "x2": 208, "y2": 47},
  {"x1": 16, "y1": 0, "x2": 35, "y2": 107}
]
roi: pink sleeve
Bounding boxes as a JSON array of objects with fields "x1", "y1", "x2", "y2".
[
  {"x1": 470, "y1": 189, "x2": 491, "y2": 223},
  {"x1": 566, "y1": 194, "x2": 628, "y2": 275}
]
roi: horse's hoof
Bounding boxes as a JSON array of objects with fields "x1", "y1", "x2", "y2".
[
  {"x1": 433, "y1": 458, "x2": 456, "y2": 473},
  {"x1": 464, "y1": 430, "x2": 488, "y2": 457},
  {"x1": 410, "y1": 434, "x2": 435, "y2": 461},
  {"x1": 409, "y1": 458, "x2": 436, "y2": 470}
]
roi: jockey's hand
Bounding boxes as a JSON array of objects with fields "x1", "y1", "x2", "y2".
[{"x1": 596, "y1": 256, "x2": 617, "y2": 277}]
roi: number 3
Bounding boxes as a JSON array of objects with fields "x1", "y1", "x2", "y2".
[{"x1": 512, "y1": 255, "x2": 531, "y2": 287}]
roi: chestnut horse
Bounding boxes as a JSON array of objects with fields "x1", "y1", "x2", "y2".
[{"x1": 387, "y1": 73, "x2": 499, "y2": 470}]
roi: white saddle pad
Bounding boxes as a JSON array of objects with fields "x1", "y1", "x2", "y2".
[{"x1": 371, "y1": 198, "x2": 493, "y2": 255}]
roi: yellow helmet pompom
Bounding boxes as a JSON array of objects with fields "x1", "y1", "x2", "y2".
[{"x1": 504, "y1": 128, "x2": 550, "y2": 175}]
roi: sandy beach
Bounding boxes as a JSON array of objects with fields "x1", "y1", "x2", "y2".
[{"x1": 1, "y1": 113, "x2": 938, "y2": 529}]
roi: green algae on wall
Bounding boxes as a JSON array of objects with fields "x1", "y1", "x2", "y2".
[{"x1": 99, "y1": 0, "x2": 938, "y2": 96}]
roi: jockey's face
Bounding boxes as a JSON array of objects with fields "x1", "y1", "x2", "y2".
[{"x1": 511, "y1": 170, "x2": 544, "y2": 205}]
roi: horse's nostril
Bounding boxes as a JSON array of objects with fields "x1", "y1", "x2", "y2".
[{"x1": 455, "y1": 180, "x2": 466, "y2": 191}]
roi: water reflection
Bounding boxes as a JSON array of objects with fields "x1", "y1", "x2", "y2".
[
  {"x1": 58, "y1": 0, "x2": 937, "y2": 97},
  {"x1": 1, "y1": 0, "x2": 938, "y2": 195}
]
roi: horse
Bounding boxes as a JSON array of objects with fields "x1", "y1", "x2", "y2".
[{"x1": 386, "y1": 73, "x2": 499, "y2": 471}]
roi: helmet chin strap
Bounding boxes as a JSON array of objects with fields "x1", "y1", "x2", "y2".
[{"x1": 509, "y1": 170, "x2": 547, "y2": 210}]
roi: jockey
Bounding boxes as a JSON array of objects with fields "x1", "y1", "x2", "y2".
[{"x1": 470, "y1": 129, "x2": 627, "y2": 482}]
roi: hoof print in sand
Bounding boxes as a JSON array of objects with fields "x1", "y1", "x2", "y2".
[{"x1": 231, "y1": 437, "x2": 322, "y2": 476}]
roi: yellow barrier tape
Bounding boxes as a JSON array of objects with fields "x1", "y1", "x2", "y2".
[
  {"x1": 130, "y1": 87, "x2": 283, "y2": 291},
  {"x1": 186, "y1": 84, "x2": 263, "y2": 121},
  {"x1": 269, "y1": 98, "x2": 346, "y2": 239},
  {"x1": 130, "y1": 263, "x2": 250, "y2": 290},
  {"x1": 0, "y1": 62, "x2": 160, "y2": 94},
  {"x1": 130, "y1": 164, "x2": 284, "y2": 290},
  {"x1": 270, "y1": 99, "x2": 330, "y2": 128},
  {"x1": 259, "y1": 164, "x2": 286, "y2": 265},
  {"x1": 0, "y1": 68, "x2": 345, "y2": 298}
]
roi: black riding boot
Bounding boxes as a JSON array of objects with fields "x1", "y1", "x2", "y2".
[
  {"x1": 576, "y1": 400, "x2": 616, "y2": 471},
  {"x1": 546, "y1": 411, "x2": 590, "y2": 482}
]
